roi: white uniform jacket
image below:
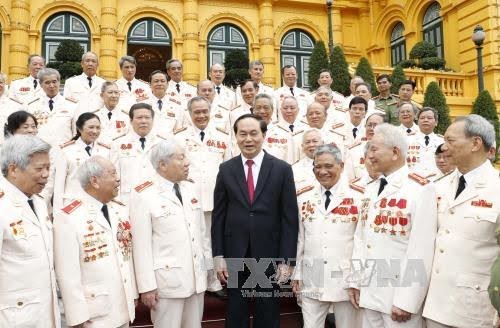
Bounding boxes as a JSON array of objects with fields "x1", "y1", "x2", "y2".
[
  {"x1": 116, "y1": 77, "x2": 151, "y2": 113},
  {"x1": 274, "y1": 86, "x2": 310, "y2": 119},
  {"x1": 351, "y1": 166, "x2": 437, "y2": 315},
  {"x1": 423, "y1": 162, "x2": 499, "y2": 328},
  {"x1": 92, "y1": 107, "x2": 130, "y2": 145},
  {"x1": 406, "y1": 132, "x2": 443, "y2": 178},
  {"x1": 292, "y1": 157, "x2": 315, "y2": 191},
  {"x1": 0, "y1": 178, "x2": 60, "y2": 328},
  {"x1": 53, "y1": 192, "x2": 137, "y2": 327},
  {"x1": 130, "y1": 176, "x2": 212, "y2": 298},
  {"x1": 8, "y1": 76, "x2": 42, "y2": 104},
  {"x1": 294, "y1": 181, "x2": 360, "y2": 302},
  {"x1": 146, "y1": 94, "x2": 183, "y2": 139},
  {"x1": 63, "y1": 73, "x2": 106, "y2": 113}
]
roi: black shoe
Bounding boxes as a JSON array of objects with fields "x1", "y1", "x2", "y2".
[{"x1": 207, "y1": 289, "x2": 227, "y2": 300}]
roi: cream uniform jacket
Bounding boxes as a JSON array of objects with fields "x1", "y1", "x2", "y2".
[
  {"x1": 235, "y1": 82, "x2": 275, "y2": 105},
  {"x1": 406, "y1": 132, "x2": 443, "y2": 178},
  {"x1": 27, "y1": 94, "x2": 77, "y2": 146},
  {"x1": 213, "y1": 84, "x2": 236, "y2": 109},
  {"x1": 343, "y1": 139, "x2": 368, "y2": 181},
  {"x1": 274, "y1": 86, "x2": 310, "y2": 119},
  {"x1": 8, "y1": 76, "x2": 42, "y2": 104},
  {"x1": 0, "y1": 178, "x2": 60, "y2": 328},
  {"x1": 130, "y1": 176, "x2": 212, "y2": 297},
  {"x1": 63, "y1": 73, "x2": 106, "y2": 113},
  {"x1": 423, "y1": 161, "x2": 499, "y2": 328},
  {"x1": 92, "y1": 106, "x2": 130, "y2": 145},
  {"x1": 351, "y1": 166, "x2": 437, "y2": 315},
  {"x1": 174, "y1": 125, "x2": 232, "y2": 211},
  {"x1": 53, "y1": 138, "x2": 111, "y2": 210},
  {"x1": 54, "y1": 192, "x2": 137, "y2": 328},
  {"x1": 110, "y1": 131, "x2": 162, "y2": 201},
  {"x1": 292, "y1": 157, "x2": 315, "y2": 191},
  {"x1": 294, "y1": 181, "x2": 360, "y2": 302},
  {"x1": 116, "y1": 77, "x2": 151, "y2": 113},
  {"x1": 166, "y1": 80, "x2": 196, "y2": 108},
  {"x1": 145, "y1": 94, "x2": 183, "y2": 139},
  {"x1": 264, "y1": 123, "x2": 300, "y2": 165}
]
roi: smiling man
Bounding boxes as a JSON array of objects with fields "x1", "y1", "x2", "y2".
[
  {"x1": 397, "y1": 102, "x2": 420, "y2": 136},
  {"x1": 9, "y1": 54, "x2": 45, "y2": 104}
]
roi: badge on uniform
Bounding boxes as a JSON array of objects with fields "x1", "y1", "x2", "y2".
[
  {"x1": 116, "y1": 220, "x2": 132, "y2": 261},
  {"x1": 300, "y1": 200, "x2": 316, "y2": 222},
  {"x1": 10, "y1": 220, "x2": 26, "y2": 239},
  {"x1": 471, "y1": 199, "x2": 493, "y2": 208}
]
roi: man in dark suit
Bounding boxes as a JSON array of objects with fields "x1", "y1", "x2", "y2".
[{"x1": 212, "y1": 113, "x2": 299, "y2": 327}]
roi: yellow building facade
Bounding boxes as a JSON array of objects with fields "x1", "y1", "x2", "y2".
[{"x1": 0, "y1": 0, "x2": 498, "y2": 115}]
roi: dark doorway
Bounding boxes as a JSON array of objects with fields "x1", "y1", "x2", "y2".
[{"x1": 128, "y1": 44, "x2": 171, "y2": 81}]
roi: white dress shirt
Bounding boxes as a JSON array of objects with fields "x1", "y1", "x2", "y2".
[{"x1": 241, "y1": 150, "x2": 265, "y2": 189}]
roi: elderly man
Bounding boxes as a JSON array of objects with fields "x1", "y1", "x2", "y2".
[
  {"x1": 116, "y1": 55, "x2": 151, "y2": 112},
  {"x1": 27, "y1": 68, "x2": 76, "y2": 146},
  {"x1": 130, "y1": 139, "x2": 211, "y2": 328},
  {"x1": 292, "y1": 128, "x2": 324, "y2": 191},
  {"x1": 9, "y1": 54, "x2": 45, "y2": 104},
  {"x1": 305, "y1": 101, "x2": 346, "y2": 154},
  {"x1": 310, "y1": 69, "x2": 345, "y2": 109},
  {"x1": 166, "y1": 59, "x2": 196, "y2": 107},
  {"x1": 0, "y1": 135, "x2": 60, "y2": 327},
  {"x1": 209, "y1": 63, "x2": 236, "y2": 108},
  {"x1": 236, "y1": 60, "x2": 274, "y2": 104},
  {"x1": 423, "y1": 114, "x2": 499, "y2": 328},
  {"x1": 193, "y1": 80, "x2": 231, "y2": 132},
  {"x1": 110, "y1": 103, "x2": 161, "y2": 202},
  {"x1": 174, "y1": 96, "x2": 231, "y2": 297},
  {"x1": 293, "y1": 144, "x2": 361, "y2": 328},
  {"x1": 397, "y1": 102, "x2": 420, "y2": 136},
  {"x1": 349, "y1": 123, "x2": 437, "y2": 328},
  {"x1": 54, "y1": 156, "x2": 136, "y2": 328},
  {"x1": 406, "y1": 107, "x2": 443, "y2": 178},
  {"x1": 64, "y1": 52, "x2": 106, "y2": 113},
  {"x1": 314, "y1": 86, "x2": 348, "y2": 126},
  {"x1": 274, "y1": 65, "x2": 310, "y2": 118},
  {"x1": 341, "y1": 76, "x2": 364, "y2": 110}
]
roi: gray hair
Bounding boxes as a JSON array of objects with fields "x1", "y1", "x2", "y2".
[
  {"x1": 210, "y1": 63, "x2": 225, "y2": 71},
  {"x1": 119, "y1": 55, "x2": 137, "y2": 68},
  {"x1": 101, "y1": 81, "x2": 117, "y2": 93},
  {"x1": 397, "y1": 102, "x2": 418, "y2": 116},
  {"x1": 1, "y1": 135, "x2": 51, "y2": 177},
  {"x1": 254, "y1": 93, "x2": 274, "y2": 110},
  {"x1": 166, "y1": 58, "x2": 182, "y2": 70},
  {"x1": 281, "y1": 95, "x2": 298, "y2": 107},
  {"x1": 455, "y1": 114, "x2": 496, "y2": 150},
  {"x1": 315, "y1": 86, "x2": 332, "y2": 98},
  {"x1": 187, "y1": 96, "x2": 211, "y2": 113},
  {"x1": 37, "y1": 68, "x2": 60, "y2": 82},
  {"x1": 76, "y1": 156, "x2": 107, "y2": 188},
  {"x1": 249, "y1": 60, "x2": 264, "y2": 69},
  {"x1": 313, "y1": 143, "x2": 343, "y2": 164},
  {"x1": 28, "y1": 54, "x2": 45, "y2": 66},
  {"x1": 418, "y1": 106, "x2": 439, "y2": 121},
  {"x1": 82, "y1": 51, "x2": 99, "y2": 63},
  {"x1": 302, "y1": 128, "x2": 323, "y2": 143},
  {"x1": 373, "y1": 123, "x2": 408, "y2": 157},
  {"x1": 150, "y1": 139, "x2": 180, "y2": 170},
  {"x1": 307, "y1": 101, "x2": 327, "y2": 114}
]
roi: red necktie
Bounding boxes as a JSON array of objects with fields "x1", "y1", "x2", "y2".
[{"x1": 246, "y1": 159, "x2": 255, "y2": 204}]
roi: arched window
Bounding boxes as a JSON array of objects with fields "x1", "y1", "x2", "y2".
[
  {"x1": 280, "y1": 29, "x2": 314, "y2": 89},
  {"x1": 42, "y1": 12, "x2": 90, "y2": 62},
  {"x1": 390, "y1": 23, "x2": 406, "y2": 66},
  {"x1": 423, "y1": 2, "x2": 444, "y2": 58},
  {"x1": 127, "y1": 19, "x2": 172, "y2": 81},
  {"x1": 207, "y1": 24, "x2": 248, "y2": 70}
]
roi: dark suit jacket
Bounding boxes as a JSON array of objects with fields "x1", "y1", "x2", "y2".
[{"x1": 211, "y1": 152, "x2": 298, "y2": 263}]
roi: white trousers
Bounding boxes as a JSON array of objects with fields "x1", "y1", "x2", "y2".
[
  {"x1": 425, "y1": 319, "x2": 454, "y2": 328},
  {"x1": 151, "y1": 292, "x2": 204, "y2": 328},
  {"x1": 362, "y1": 308, "x2": 423, "y2": 328},
  {"x1": 204, "y1": 211, "x2": 222, "y2": 292},
  {"x1": 301, "y1": 297, "x2": 361, "y2": 328}
]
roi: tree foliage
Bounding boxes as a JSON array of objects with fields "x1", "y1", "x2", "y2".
[
  {"x1": 223, "y1": 50, "x2": 250, "y2": 88},
  {"x1": 423, "y1": 81, "x2": 451, "y2": 135},
  {"x1": 390, "y1": 65, "x2": 406, "y2": 94},
  {"x1": 307, "y1": 41, "x2": 329, "y2": 90},
  {"x1": 329, "y1": 46, "x2": 351, "y2": 96},
  {"x1": 355, "y1": 57, "x2": 378, "y2": 96},
  {"x1": 409, "y1": 41, "x2": 445, "y2": 70},
  {"x1": 471, "y1": 90, "x2": 500, "y2": 161},
  {"x1": 48, "y1": 40, "x2": 84, "y2": 80}
]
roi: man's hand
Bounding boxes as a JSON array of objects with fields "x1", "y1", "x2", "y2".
[
  {"x1": 214, "y1": 256, "x2": 228, "y2": 284},
  {"x1": 141, "y1": 289, "x2": 159, "y2": 310},
  {"x1": 348, "y1": 288, "x2": 360, "y2": 310},
  {"x1": 291, "y1": 280, "x2": 301, "y2": 296},
  {"x1": 391, "y1": 306, "x2": 411, "y2": 322}
]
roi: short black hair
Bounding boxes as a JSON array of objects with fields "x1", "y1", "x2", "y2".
[
  {"x1": 129, "y1": 103, "x2": 155, "y2": 120},
  {"x1": 281, "y1": 64, "x2": 296, "y2": 75},
  {"x1": 233, "y1": 113, "x2": 267, "y2": 135},
  {"x1": 400, "y1": 79, "x2": 416, "y2": 90},
  {"x1": 376, "y1": 74, "x2": 391, "y2": 83},
  {"x1": 149, "y1": 70, "x2": 167, "y2": 83},
  {"x1": 5, "y1": 110, "x2": 38, "y2": 137},
  {"x1": 239, "y1": 79, "x2": 259, "y2": 90},
  {"x1": 349, "y1": 96, "x2": 368, "y2": 109},
  {"x1": 435, "y1": 143, "x2": 444, "y2": 155}
]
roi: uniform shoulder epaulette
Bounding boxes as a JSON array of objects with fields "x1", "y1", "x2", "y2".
[
  {"x1": 138, "y1": 79, "x2": 150, "y2": 85},
  {"x1": 134, "y1": 181, "x2": 153, "y2": 193},
  {"x1": 217, "y1": 104, "x2": 230, "y2": 111},
  {"x1": 349, "y1": 182, "x2": 365, "y2": 194},
  {"x1": 112, "y1": 133, "x2": 127, "y2": 141},
  {"x1": 27, "y1": 97, "x2": 40, "y2": 106},
  {"x1": 329, "y1": 129, "x2": 345, "y2": 138},
  {"x1": 293, "y1": 129, "x2": 305, "y2": 136},
  {"x1": 332, "y1": 122, "x2": 344, "y2": 129},
  {"x1": 169, "y1": 98, "x2": 181, "y2": 105},
  {"x1": 186, "y1": 178, "x2": 195, "y2": 183},
  {"x1": 91, "y1": 108, "x2": 100, "y2": 113},
  {"x1": 367, "y1": 178, "x2": 378, "y2": 185},
  {"x1": 96, "y1": 141, "x2": 111, "y2": 149},
  {"x1": 62, "y1": 199, "x2": 82, "y2": 214},
  {"x1": 111, "y1": 199, "x2": 125, "y2": 206},
  {"x1": 156, "y1": 134, "x2": 167, "y2": 140},
  {"x1": 436, "y1": 134, "x2": 443, "y2": 138},
  {"x1": 335, "y1": 107, "x2": 348, "y2": 113},
  {"x1": 8, "y1": 97, "x2": 23, "y2": 105},
  {"x1": 349, "y1": 141, "x2": 362, "y2": 149},
  {"x1": 65, "y1": 97, "x2": 78, "y2": 103},
  {"x1": 174, "y1": 127, "x2": 187, "y2": 135},
  {"x1": 408, "y1": 173, "x2": 430, "y2": 185},
  {"x1": 433, "y1": 170, "x2": 453, "y2": 183},
  {"x1": 350, "y1": 177, "x2": 361, "y2": 184},
  {"x1": 121, "y1": 109, "x2": 129, "y2": 115},
  {"x1": 277, "y1": 124, "x2": 289, "y2": 133},
  {"x1": 216, "y1": 127, "x2": 229, "y2": 135},
  {"x1": 391, "y1": 94, "x2": 400, "y2": 98},
  {"x1": 372, "y1": 95, "x2": 380, "y2": 100},
  {"x1": 59, "y1": 139, "x2": 76, "y2": 149},
  {"x1": 300, "y1": 118, "x2": 309, "y2": 125},
  {"x1": 425, "y1": 173, "x2": 436, "y2": 179},
  {"x1": 296, "y1": 185, "x2": 314, "y2": 196},
  {"x1": 230, "y1": 104, "x2": 241, "y2": 111}
]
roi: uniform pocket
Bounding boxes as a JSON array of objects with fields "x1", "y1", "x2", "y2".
[
  {"x1": 0, "y1": 288, "x2": 41, "y2": 328},
  {"x1": 83, "y1": 283, "x2": 110, "y2": 319},
  {"x1": 155, "y1": 264, "x2": 183, "y2": 290},
  {"x1": 463, "y1": 212, "x2": 497, "y2": 242},
  {"x1": 452, "y1": 272, "x2": 495, "y2": 323}
]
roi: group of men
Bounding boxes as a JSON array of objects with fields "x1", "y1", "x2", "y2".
[{"x1": 0, "y1": 51, "x2": 498, "y2": 328}]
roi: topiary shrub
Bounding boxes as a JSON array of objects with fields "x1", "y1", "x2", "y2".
[
  {"x1": 355, "y1": 57, "x2": 378, "y2": 96},
  {"x1": 471, "y1": 90, "x2": 500, "y2": 161},
  {"x1": 399, "y1": 59, "x2": 416, "y2": 69},
  {"x1": 329, "y1": 46, "x2": 351, "y2": 96},
  {"x1": 409, "y1": 41, "x2": 438, "y2": 61},
  {"x1": 48, "y1": 40, "x2": 84, "y2": 81},
  {"x1": 419, "y1": 57, "x2": 446, "y2": 70},
  {"x1": 423, "y1": 81, "x2": 451, "y2": 135},
  {"x1": 308, "y1": 41, "x2": 329, "y2": 90},
  {"x1": 390, "y1": 64, "x2": 407, "y2": 94},
  {"x1": 223, "y1": 50, "x2": 250, "y2": 89}
]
